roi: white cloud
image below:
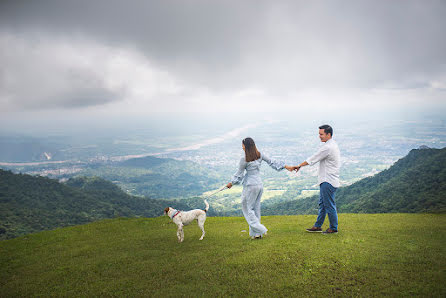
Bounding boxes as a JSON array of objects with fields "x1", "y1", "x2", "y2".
[
  {"x1": 0, "y1": 33, "x2": 186, "y2": 113},
  {"x1": 1, "y1": 0, "x2": 445, "y2": 125}
]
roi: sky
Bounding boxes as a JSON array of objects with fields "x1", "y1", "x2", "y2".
[{"x1": 1, "y1": 0, "x2": 445, "y2": 135}]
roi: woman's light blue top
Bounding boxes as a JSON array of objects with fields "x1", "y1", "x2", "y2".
[{"x1": 231, "y1": 153, "x2": 285, "y2": 186}]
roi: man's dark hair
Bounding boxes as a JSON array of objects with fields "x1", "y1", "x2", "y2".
[{"x1": 319, "y1": 124, "x2": 333, "y2": 136}]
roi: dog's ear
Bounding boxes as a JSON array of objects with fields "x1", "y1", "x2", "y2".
[{"x1": 164, "y1": 207, "x2": 170, "y2": 214}]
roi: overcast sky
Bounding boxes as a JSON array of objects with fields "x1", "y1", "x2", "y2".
[{"x1": 1, "y1": 0, "x2": 445, "y2": 133}]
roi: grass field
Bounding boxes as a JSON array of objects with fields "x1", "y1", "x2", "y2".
[{"x1": 1, "y1": 214, "x2": 445, "y2": 297}]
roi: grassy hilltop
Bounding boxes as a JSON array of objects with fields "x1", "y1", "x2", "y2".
[{"x1": 1, "y1": 213, "x2": 445, "y2": 297}]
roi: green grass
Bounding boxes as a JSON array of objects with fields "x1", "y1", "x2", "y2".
[{"x1": 1, "y1": 214, "x2": 445, "y2": 297}]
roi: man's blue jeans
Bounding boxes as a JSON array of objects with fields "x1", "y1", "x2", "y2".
[{"x1": 314, "y1": 182, "x2": 338, "y2": 230}]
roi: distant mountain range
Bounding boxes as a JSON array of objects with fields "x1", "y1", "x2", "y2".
[
  {"x1": 1, "y1": 147, "x2": 445, "y2": 239},
  {"x1": 264, "y1": 147, "x2": 446, "y2": 215}
]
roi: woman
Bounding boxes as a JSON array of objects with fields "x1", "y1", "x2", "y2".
[{"x1": 227, "y1": 137, "x2": 294, "y2": 239}]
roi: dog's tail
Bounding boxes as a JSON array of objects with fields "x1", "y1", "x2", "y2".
[{"x1": 203, "y1": 200, "x2": 209, "y2": 213}]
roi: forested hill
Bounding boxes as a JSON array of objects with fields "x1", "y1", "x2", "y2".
[
  {"x1": 264, "y1": 147, "x2": 446, "y2": 215},
  {"x1": 78, "y1": 155, "x2": 220, "y2": 199},
  {"x1": 0, "y1": 171, "x2": 191, "y2": 240}
]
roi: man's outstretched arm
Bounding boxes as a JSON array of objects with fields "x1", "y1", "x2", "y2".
[{"x1": 293, "y1": 161, "x2": 308, "y2": 172}]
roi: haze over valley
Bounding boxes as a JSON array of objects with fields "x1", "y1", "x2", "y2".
[{"x1": 1, "y1": 117, "x2": 445, "y2": 214}]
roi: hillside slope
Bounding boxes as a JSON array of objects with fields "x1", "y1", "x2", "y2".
[
  {"x1": 0, "y1": 171, "x2": 191, "y2": 240},
  {"x1": 264, "y1": 147, "x2": 446, "y2": 215},
  {"x1": 1, "y1": 214, "x2": 445, "y2": 297},
  {"x1": 77, "y1": 155, "x2": 221, "y2": 198}
]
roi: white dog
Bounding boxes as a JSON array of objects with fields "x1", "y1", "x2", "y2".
[{"x1": 164, "y1": 200, "x2": 209, "y2": 242}]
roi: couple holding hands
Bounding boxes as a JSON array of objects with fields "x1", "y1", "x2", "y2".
[{"x1": 226, "y1": 125, "x2": 341, "y2": 239}]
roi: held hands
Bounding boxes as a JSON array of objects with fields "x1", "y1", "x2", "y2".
[
  {"x1": 230, "y1": 164, "x2": 301, "y2": 187},
  {"x1": 286, "y1": 162, "x2": 307, "y2": 172},
  {"x1": 285, "y1": 165, "x2": 301, "y2": 172}
]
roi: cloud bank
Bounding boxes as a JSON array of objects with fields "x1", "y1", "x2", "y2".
[{"x1": 0, "y1": 0, "x2": 445, "y2": 121}]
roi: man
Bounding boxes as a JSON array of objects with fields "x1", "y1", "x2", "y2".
[{"x1": 295, "y1": 125, "x2": 341, "y2": 234}]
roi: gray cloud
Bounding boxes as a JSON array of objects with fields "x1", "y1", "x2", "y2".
[
  {"x1": 0, "y1": 34, "x2": 124, "y2": 110},
  {"x1": 1, "y1": 0, "x2": 445, "y2": 113}
]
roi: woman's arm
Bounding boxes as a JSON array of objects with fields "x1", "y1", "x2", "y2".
[
  {"x1": 262, "y1": 153, "x2": 297, "y2": 172},
  {"x1": 227, "y1": 158, "x2": 246, "y2": 188},
  {"x1": 262, "y1": 154, "x2": 287, "y2": 171}
]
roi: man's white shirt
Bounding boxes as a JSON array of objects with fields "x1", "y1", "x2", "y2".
[{"x1": 306, "y1": 138, "x2": 341, "y2": 188}]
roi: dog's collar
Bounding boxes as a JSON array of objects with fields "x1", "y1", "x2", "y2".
[{"x1": 170, "y1": 209, "x2": 181, "y2": 219}]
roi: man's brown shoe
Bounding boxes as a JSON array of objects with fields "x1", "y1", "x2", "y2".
[
  {"x1": 322, "y1": 228, "x2": 338, "y2": 234},
  {"x1": 306, "y1": 227, "x2": 322, "y2": 233}
]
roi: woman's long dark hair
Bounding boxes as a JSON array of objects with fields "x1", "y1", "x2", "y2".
[{"x1": 243, "y1": 137, "x2": 261, "y2": 162}]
